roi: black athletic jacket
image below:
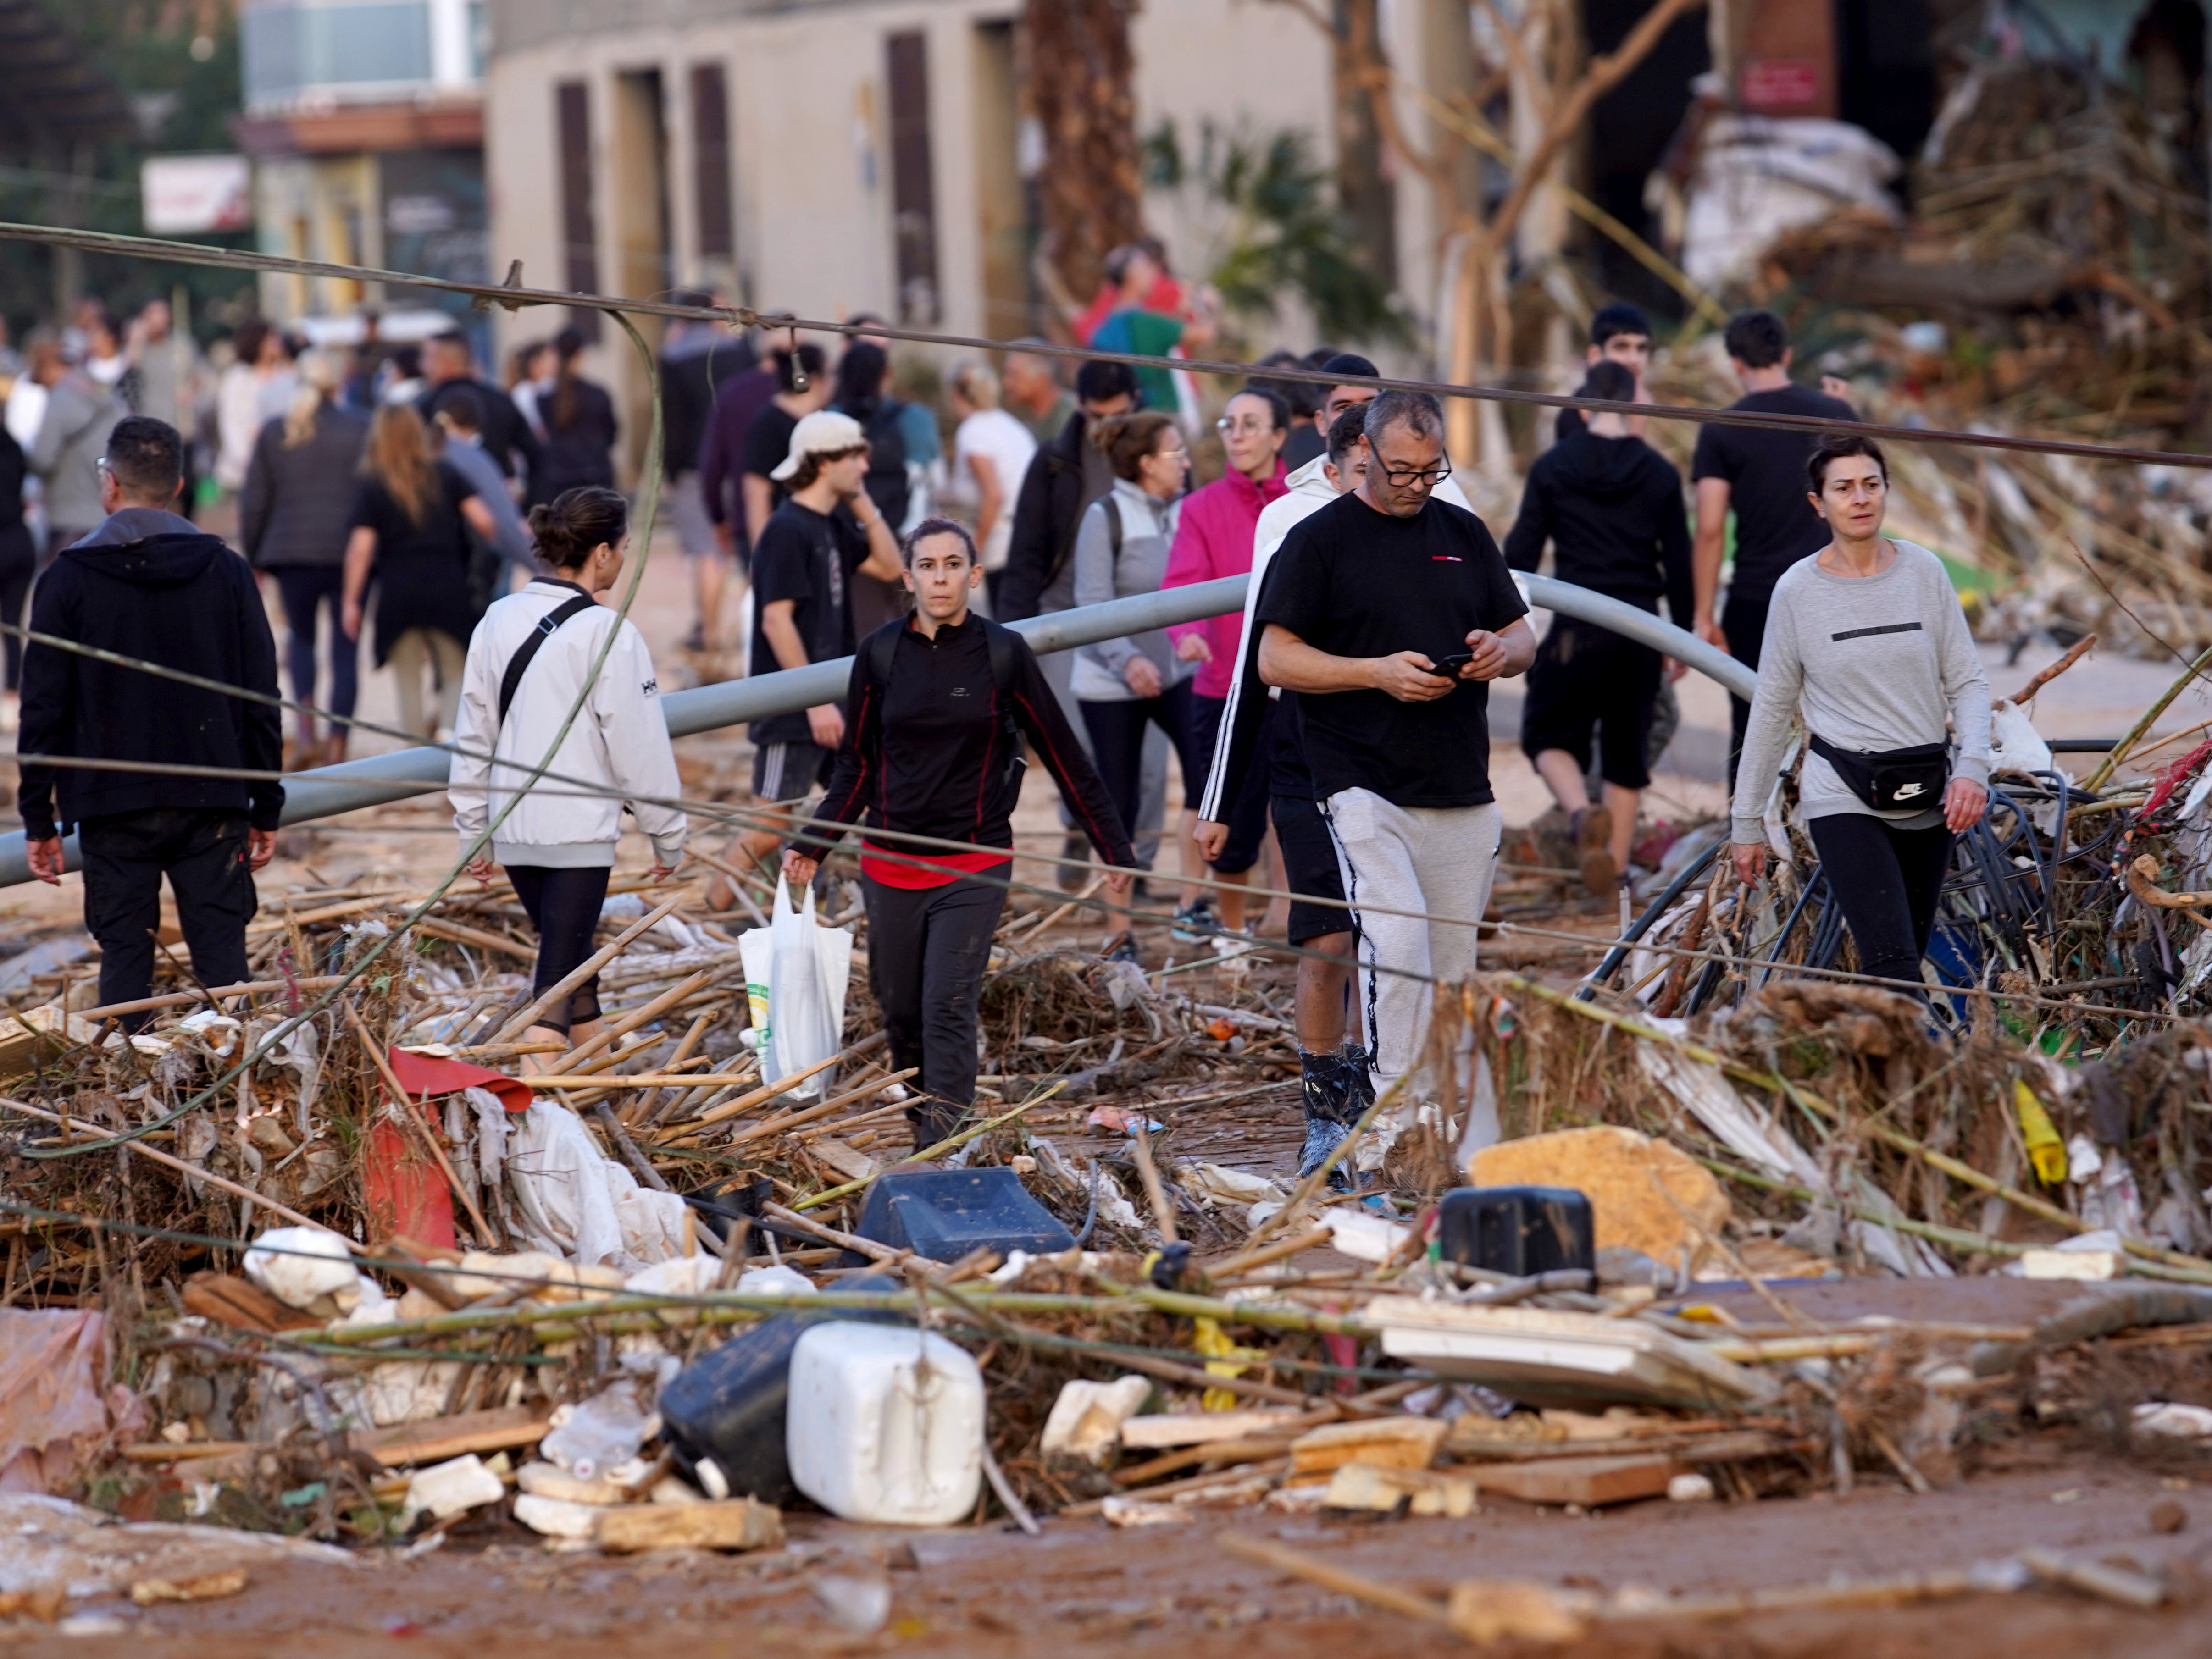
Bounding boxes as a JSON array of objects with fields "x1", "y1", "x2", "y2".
[
  {"x1": 18, "y1": 509, "x2": 283, "y2": 839},
  {"x1": 1502, "y1": 428, "x2": 1694, "y2": 624},
  {"x1": 804, "y1": 614, "x2": 1134, "y2": 875}
]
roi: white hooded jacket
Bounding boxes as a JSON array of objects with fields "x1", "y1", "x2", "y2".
[{"x1": 449, "y1": 579, "x2": 687, "y2": 868}]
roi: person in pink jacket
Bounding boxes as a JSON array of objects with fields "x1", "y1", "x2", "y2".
[{"x1": 1164, "y1": 386, "x2": 1289, "y2": 940}]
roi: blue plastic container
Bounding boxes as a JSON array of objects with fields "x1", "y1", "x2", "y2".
[{"x1": 848, "y1": 1167, "x2": 1075, "y2": 1264}]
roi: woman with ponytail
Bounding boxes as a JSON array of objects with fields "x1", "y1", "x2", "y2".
[
  {"x1": 239, "y1": 349, "x2": 368, "y2": 768},
  {"x1": 449, "y1": 486, "x2": 686, "y2": 1067},
  {"x1": 528, "y1": 328, "x2": 618, "y2": 507}
]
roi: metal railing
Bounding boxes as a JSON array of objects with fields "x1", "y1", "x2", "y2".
[{"x1": 0, "y1": 573, "x2": 1747, "y2": 887}]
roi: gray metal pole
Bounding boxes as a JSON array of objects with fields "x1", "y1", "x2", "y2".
[{"x1": 0, "y1": 573, "x2": 1749, "y2": 888}]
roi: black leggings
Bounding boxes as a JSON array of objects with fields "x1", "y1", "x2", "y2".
[
  {"x1": 509, "y1": 864, "x2": 611, "y2": 1032},
  {"x1": 1807, "y1": 814, "x2": 1952, "y2": 998},
  {"x1": 1081, "y1": 679, "x2": 1211, "y2": 867},
  {"x1": 865, "y1": 872, "x2": 1009, "y2": 1149}
]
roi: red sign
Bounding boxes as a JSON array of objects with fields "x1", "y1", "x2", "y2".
[{"x1": 1741, "y1": 59, "x2": 1821, "y2": 110}]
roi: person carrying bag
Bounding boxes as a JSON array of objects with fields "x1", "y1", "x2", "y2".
[
  {"x1": 449, "y1": 487, "x2": 687, "y2": 1069},
  {"x1": 1730, "y1": 434, "x2": 1992, "y2": 1004},
  {"x1": 782, "y1": 518, "x2": 1135, "y2": 1150}
]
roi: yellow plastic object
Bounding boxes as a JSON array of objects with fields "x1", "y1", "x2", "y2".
[
  {"x1": 2014, "y1": 1079, "x2": 2068, "y2": 1186},
  {"x1": 1192, "y1": 1316, "x2": 1269, "y2": 1412}
]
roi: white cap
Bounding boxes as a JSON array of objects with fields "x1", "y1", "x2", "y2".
[{"x1": 769, "y1": 409, "x2": 868, "y2": 481}]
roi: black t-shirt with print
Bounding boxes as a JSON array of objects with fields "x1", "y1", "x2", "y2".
[
  {"x1": 1689, "y1": 384, "x2": 1857, "y2": 611},
  {"x1": 1257, "y1": 490, "x2": 1529, "y2": 808},
  {"x1": 748, "y1": 498, "x2": 871, "y2": 745}
]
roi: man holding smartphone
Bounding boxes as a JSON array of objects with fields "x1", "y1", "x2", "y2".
[{"x1": 1257, "y1": 390, "x2": 1535, "y2": 1163}]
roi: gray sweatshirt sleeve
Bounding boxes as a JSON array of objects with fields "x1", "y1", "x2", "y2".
[
  {"x1": 1071, "y1": 499, "x2": 1136, "y2": 679},
  {"x1": 1730, "y1": 594, "x2": 1804, "y2": 844},
  {"x1": 1934, "y1": 570, "x2": 1993, "y2": 787}
]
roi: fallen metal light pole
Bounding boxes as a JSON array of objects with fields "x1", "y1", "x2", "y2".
[{"x1": 0, "y1": 573, "x2": 1747, "y2": 888}]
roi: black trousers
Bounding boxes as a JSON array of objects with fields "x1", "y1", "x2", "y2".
[
  {"x1": 864, "y1": 871, "x2": 1008, "y2": 1148},
  {"x1": 1807, "y1": 814, "x2": 1952, "y2": 998},
  {"x1": 509, "y1": 864, "x2": 612, "y2": 1032},
  {"x1": 1722, "y1": 595, "x2": 1770, "y2": 792},
  {"x1": 1081, "y1": 679, "x2": 1211, "y2": 870},
  {"x1": 1192, "y1": 692, "x2": 1274, "y2": 873},
  {"x1": 79, "y1": 808, "x2": 256, "y2": 1029}
]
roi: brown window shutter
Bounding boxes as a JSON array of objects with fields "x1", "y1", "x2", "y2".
[
  {"x1": 883, "y1": 31, "x2": 939, "y2": 324},
  {"x1": 691, "y1": 62, "x2": 734, "y2": 262},
  {"x1": 556, "y1": 79, "x2": 602, "y2": 341}
]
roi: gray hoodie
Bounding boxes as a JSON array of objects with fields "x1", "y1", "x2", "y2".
[{"x1": 29, "y1": 371, "x2": 122, "y2": 534}]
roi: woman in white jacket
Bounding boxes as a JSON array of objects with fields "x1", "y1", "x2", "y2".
[{"x1": 449, "y1": 487, "x2": 686, "y2": 1064}]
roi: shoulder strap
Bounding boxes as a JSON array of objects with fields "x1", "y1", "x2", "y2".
[
  {"x1": 981, "y1": 619, "x2": 1020, "y2": 695},
  {"x1": 1103, "y1": 495, "x2": 1123, "y2": 559},
  {"x1": 498, "y1": 594, "x2": 598, "y2": 724},
  {"x1": 867, "y1": 622, "x2": 900, "y2": 688}
]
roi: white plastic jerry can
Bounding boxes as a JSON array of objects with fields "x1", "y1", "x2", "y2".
[{"x1": 785, "y1": 1322, "x2": 985, "y2": 1526}]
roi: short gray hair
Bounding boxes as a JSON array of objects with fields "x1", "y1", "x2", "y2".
[{"x1": 1364, "y1": 388, "x2": 1444, "y2": 446}]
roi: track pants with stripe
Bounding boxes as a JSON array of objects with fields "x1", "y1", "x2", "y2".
[{"x1": 1320, "y1": 789, "x2": 1502, "y2": 1099}]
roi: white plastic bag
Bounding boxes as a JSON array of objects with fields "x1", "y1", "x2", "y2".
[{"x1": 760, "y1": 876, "x2": 853, "y2": 1101}]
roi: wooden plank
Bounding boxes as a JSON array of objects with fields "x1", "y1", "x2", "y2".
[
  {"x1": 182, "y1": 1271, "x2": 323, "y2": 1334},
  {"x1": 1290, "y1": 1416, "x2": 1447, "y2": 1473},
  {"x1": 349, "y1": 1404, "x2": 552, "y2": 1468},
  {"x1": 596, "y1": 1498, "x2": 783, "y2": 1553},
  {"x1": 1468, "y1": 1452, "x2": 1680, "y2": 1507},
  {"x1": 1120, "y1": 1410, "x2": 1301, "y2": 1450}
]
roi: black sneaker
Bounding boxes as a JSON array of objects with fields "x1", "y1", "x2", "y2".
[
  {"x1": 1170, "y1": 896, "x2": 1219, "y2": 943},
  {"x1": 1102, "y1": 931, "x2": 1142, "y2": 967},
  {"x1": 1298, "y1": 1116, "x2": 1351, "y2": 1183}
]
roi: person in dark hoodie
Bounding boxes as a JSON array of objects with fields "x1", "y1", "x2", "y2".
[
  {"x1": 20, "y1": 416, "x2": 283, "y2": 1024},
  {"x1": 1504, "y1": 359, "x2": 1693, "y2": 893}
]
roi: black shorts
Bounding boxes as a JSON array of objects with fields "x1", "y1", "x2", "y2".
[
  {"x1": 1273, "y1": 791, "x2": 1350, "y2": 945},
  {"x1": 1519, "y1": 620, "x2": 1663, "y2": 791},
  {"x1": 752, "y1": 739, "x2": 836, "y2": 804},
  {"x1": 1190, "y1": 692, "x2": 1273, "y2": 874}
]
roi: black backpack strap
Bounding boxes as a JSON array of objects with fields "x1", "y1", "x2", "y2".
[
  {"x1": 498, "y1": 594, "x2": 598, "y2": 724},
  {"x1": 1103, "y1": 495, "x2": 1123, "y2": 559},
  {"x1": 981, "y1": 618, "x2": 1020, "y2": 696}
]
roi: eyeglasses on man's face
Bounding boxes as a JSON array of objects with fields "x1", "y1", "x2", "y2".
[{"x1": 1377, "y1": 459, "x2": 1452, "y2": 488}]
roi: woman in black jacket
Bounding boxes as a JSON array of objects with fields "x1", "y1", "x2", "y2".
[
  {"x1": 529, "y1": 328, "x2": 619, "y2": 507},
  {"x1": 783, "y1": 518, "x2": 1135, "y2": 1149},
  {"x1": 239, "y1": 350, "x2": 369, "y2": 768}
]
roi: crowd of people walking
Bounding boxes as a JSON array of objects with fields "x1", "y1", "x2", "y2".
[{"x1": 0, "y1": 272, "x2": 1994, "y2": 1170}]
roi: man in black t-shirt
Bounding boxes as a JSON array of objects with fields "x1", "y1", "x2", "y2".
[
  {"x1": 1689, "y1": 310, "x2": 1856, "y2": 783},
  {"x1": 736, "y1": 343, "x2": 831, "y2": 560},
  {"x1": 710, "y1": 409, "x2": 902, "y2": 901},
  {"x1": 1257, "y1": 390, "x2": 1534, "y2": 1164}
]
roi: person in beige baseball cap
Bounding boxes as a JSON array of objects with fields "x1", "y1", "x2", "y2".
[{"x1": 706, "y1": 407, "x2": 903, "y2": 904}]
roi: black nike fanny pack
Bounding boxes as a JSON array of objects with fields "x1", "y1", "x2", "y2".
[{"x1": 1807, "y1": 734, "x2": 1951, "y2": 813}]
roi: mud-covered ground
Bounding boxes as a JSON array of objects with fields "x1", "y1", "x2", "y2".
[{"x1": 13, "y1": 1453, "x2": 2202, "y2": 1658}]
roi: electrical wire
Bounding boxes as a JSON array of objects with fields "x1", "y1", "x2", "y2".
[{"x1": 0, "y1": 218, "x2": 2206, "y2": 473}]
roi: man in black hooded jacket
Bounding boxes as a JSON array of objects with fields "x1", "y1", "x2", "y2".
[
  {"x1": 20, "y1": 415, "x2": 283, "y2": 1023},
  {"x1": 1503, "y1": 359, "x2": 1692, "y2": 895}
]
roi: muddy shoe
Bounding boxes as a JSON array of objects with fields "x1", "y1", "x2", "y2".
[
  {"x1": 1298, "y1": 1116, "x2": 1351, "y2": 1183},
  {"x1": 1571, "y1": 805, "x2": 1617, "y2": 895}
]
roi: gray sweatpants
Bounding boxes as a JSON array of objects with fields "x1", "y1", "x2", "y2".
[{"x1": 1320, "y1": 789, "x2": 1502, "y2": 1095}]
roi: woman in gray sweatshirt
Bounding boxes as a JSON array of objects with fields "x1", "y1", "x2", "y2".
[
  {"x1": 1730, "y1": 432, "x2": 1991, "y2": 997},
  {"x1": 1070, "y1": 409, "x2": 1212, "y2": 917}
]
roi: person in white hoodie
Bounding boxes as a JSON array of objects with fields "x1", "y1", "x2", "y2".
[{"x1": 449, "y1": 486, "x2": 686, "y2": 1067}]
